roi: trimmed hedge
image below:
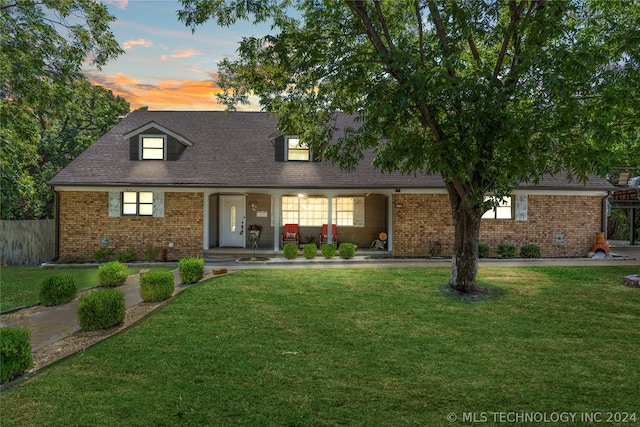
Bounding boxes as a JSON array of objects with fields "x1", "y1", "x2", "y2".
[
  {"x1": 283, "y1": 243, "x2": 298, "y2": 259},
  {"x1": 520, "y1": 244, "x2": 542, "y2": 258},
  {"x1": 116, "y1": 249, "x2": 137, "y2": 263},
  {"x1": 38, "y1": 274, "x2": 78, "y2": 306},
  {"x1": 98, "y1": 261, "x2": 128, "y2": 287},
  {"x1": 497, "y1": 244, "x2": 518, "y2": 258},
  {"x1": 303, "y1": 244, "x2": 317, "y2": 259},
  {"x1": 478, "y1": 243, "x2": 491, "y2": 258},
  {"x1": 1, "y1": 327, "x2": 32, "y2": 383},
  {"x1": 321, "y1": 243, "x2": 336, "y2": 259},
  {"x1": 339, "y1": 243, "x2": 356, "y2": 259},
  {"x1": 77, "y1": 289, "x2": 125, "y2": 331},
  {"x1": 179, "y1": 257, "x2": 204, "y2": 284},
  {"x1": 140, "y1": 270, "x2": 174, "y2": 302}
]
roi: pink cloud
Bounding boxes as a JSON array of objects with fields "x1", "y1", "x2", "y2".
[
  {"x1": 122, "y1": 38, "x2": 152, "y2": 50},
  {"x1": 170, "y1": 48, "x2": 200, "y2": 59}
]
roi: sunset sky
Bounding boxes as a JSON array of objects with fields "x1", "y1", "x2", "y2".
[{"x1": 84, "y1": 0, "x2": 271, "y2": 110}]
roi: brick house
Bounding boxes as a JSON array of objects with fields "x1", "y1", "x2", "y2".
[{"x1": 49, "y1": 110, "x2": 613, "y2": 260}]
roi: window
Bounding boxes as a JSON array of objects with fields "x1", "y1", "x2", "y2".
[
  {"x1": 286, "y1": 137, "x2": 310, "y2": 161},
  {"x1": 122, "y1": 191, "x2": 154, "y2": 216},
  {"x1": 482, "y1": 196, "x2": 513, "y2": 219},
  {"x1": 280, "y1": 196, "x2": 362, "y2": 226},
  {"x1": 140, "y1": 136, "x2": 166, "y2": 160}
]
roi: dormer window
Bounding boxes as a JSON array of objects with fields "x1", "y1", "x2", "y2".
[
  {"x1": 140, "y1": 135, "x2": 166, "y2": 160},
  {"x1": 286, "y1": 137, "x2": 310, "y2": 161}
]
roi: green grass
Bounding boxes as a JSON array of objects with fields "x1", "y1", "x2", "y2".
[
  {"x1": 0, "y1": 265, "x2": 177, "y2": 312},
  {"x1": 1, "y1": 266, "x2": 639, "y2": 426}
]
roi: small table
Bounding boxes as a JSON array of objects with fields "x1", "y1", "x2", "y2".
[{"x1": 249, "y1": 230, "x2": 260, "y2": 248}]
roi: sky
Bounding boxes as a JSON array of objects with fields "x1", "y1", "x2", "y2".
[{"x1": 83, "y1": 0, "x2": 271, "y2": 111}]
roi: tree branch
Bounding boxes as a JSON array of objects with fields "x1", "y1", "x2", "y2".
[
  {"x1": 426, "y1": 0, "x2": 456, "y2": 81},
  {"x1": 415, "y1": 1, "x2": 425, "y2": 65},
  {"x1": 492, "y1": 0, "x2": 527, "y2": 85},
  {"x1": 374, "y1": 0, "x2": 396, "y2": 53},
  {"x1": 346, "y1": 1, "x2": 389, "y2": 56}
]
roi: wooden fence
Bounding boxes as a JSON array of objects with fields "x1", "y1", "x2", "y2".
[{"x1": 0, "y1": 220, "x2": 56, "y2": 266}]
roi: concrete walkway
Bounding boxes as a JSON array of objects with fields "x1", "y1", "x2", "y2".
[{"x1": 2, "y1": 249, "x2": 638, "y2": 352}]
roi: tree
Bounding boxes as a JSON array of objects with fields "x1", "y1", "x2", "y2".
[
  {"x1": 179, "y1": 0, "x2": 640, "y2": 294},
  {"x1": 1, "y1": 0, "x2": 127, "y2": 219}
]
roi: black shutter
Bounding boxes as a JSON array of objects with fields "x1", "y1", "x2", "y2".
[{"x1": 274, "y1": 136, "x2": 285, "y2": 161}]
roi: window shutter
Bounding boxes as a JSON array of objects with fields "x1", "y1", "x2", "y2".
[
  {"x1": 130, "y1": 137, "x2": 139, "y2": 160},
  {"x1": 108, "y1": 192, "x2": 121, "y2": 217},
  {"x1": 515, "y1": 195, "x2": 528, "y2": 221},
  {"x1": 153, "y1": 192, "x2": 165, "y2": 217},
  {"x1": 353, "y1": 197, "x2": 365, "y2": 227},
  {"x1": 274, "y1": 136, "x2": 285, "y2": 161}
]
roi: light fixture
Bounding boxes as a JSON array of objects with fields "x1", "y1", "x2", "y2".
[{"x1": 249, "y1": 201, "x2": 258, "y2": 212}]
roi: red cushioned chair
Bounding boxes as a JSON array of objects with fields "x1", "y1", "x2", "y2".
[
  {"x1": 319, "y1": 224, "x2": 337, "y2": 246},
  {"x1": 281, "y1": 224, "x2": 299, "y2": 248}
]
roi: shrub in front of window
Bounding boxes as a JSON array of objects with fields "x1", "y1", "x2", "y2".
[
  {"x1": 303, "y1": 244, "x2": 317, "y2": 259},
  {"x1": 38, "y1": 274, "x2": 78, "y2": 306},
  {"x1": 321, "y1": 243, "x2": 336, "y2": 259},
  {"x1": 520, "y1": 244, "x2": 542, "y2": 258},
  {"x1": 283, "y1": 242, "x2": 298, "y2": 259},
  {"x1": 339, "y1": 243, "x2": 356, "y2": 259},
  {"x1": 497, "y1": 244, "x2": 518, "y2": 258},
  {"x1": 140, "y1": 270, "x2": 174, "y2": 302},
  {"x1": 478, "y1": 243, "x2": 491, "y2": 258},
  {"x1": 116, "y1": 249, "x2": 137, "y2": 263},
  {"x1": 93, "y1": 247, "x2": 114, "y2": 262},
  {"x1": 1, "y1": 327, "x2": 32, "y2": 384},
  {"x1": 77, "y1": 289, "x2": 125, "y2": 331},
  {"x1": 143, "y1": 247, "x2": 159, "y2": 262},
  {"x1": 179, "y1": 257, "x2": 204, "y2": 284},
  {"x1": 98, "y1": 261, "x2": 129, "y2": 287}
]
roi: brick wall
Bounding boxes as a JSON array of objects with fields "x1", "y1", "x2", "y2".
[
  {"x1": 59, "y1": 191, "x2": 203, "y2": 261},
  {"x1": 392, "y1": 193, "x2": 603, "y2": 257}
]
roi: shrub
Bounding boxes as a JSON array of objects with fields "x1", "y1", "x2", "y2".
[
  {"x1": 116, "y1": 249, "x2": 137, "y2": 263},
  {"x1": 77, "y1": 289, "x2": 125, "y2": 331},
  {"x1": 520, "y1": 244, "x2": 542, "y2": 258},
  {"x1": 143, "y1": 247, "x2": 159, "y2": 262},
  {"x1": 1, "y1": 327, "x2": 32, "y2": 383},
  {"x1": 98, "y1": 261, "x2": 129, "y2": 287},
  {"x1": 321, "y1": 243, "x2": 336, "y2": 259},
  {"x1": 38, "y1": 274, "x2": 78, "y2": 306},
  {"x1": 497, "y1": 244, "x2": 518, "y2": 258},
  {"x1": 283, "y1": 243, "x2": 298, "y2": 259},
  {"x1": 93, "y1": 247, "x2": 114, "y2": 262},
  {"x1": 140, "y1": 270, "x2": 174, "y2": 302},
  {"x1": 179, "y1": 257, "x2": 204, "y2": 284},
  {"x1": 339, "y1": 243, "x2": 356, "y2": 259},
  {"x1": 303, "y1": 244, "x2": 317, "y2": 259},
  {"x1": 478, "y1": 243, "x2": 491, "y2": 258}
]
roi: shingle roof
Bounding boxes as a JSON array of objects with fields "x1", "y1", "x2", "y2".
[{"x1": 49, "y1": 110, "x2": 613, "y2": 191}]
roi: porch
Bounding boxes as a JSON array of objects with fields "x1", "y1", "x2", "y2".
[{"x1": 202, "y1": 246, "x2": 393, "y2": 261}]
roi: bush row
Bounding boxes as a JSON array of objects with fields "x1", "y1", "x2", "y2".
[
  {"x1": 479, "y1": 243, "x2": 542, "y2": 258},
  {"x1": 93, "y1": 247, "x2": 163, "y2": 263},
  {"x1": 284, "y1": 243, "x2": 357, "y2": 260},
  {"x1": 1, "y1": 327, "x2": 32, "y2": 384}
]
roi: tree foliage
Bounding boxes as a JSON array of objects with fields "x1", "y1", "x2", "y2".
[
  {"x1": 179, "y1": 0, "x2": 639, "y2": 292},
  {"x1": 1, "y1": 0, "x2": 128, "y2": 219}
]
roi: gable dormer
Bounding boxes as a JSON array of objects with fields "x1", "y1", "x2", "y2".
[
  {"x1": 123, "y1": 122, "x2": 193, "y2": 161},
  {"x1": 271, "y1": 133, "x2": 320, "y2": 162}
]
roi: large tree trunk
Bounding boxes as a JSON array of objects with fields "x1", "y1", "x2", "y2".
[{"x1": 446, "y1": 182, "x2": 482, "y2": 294}]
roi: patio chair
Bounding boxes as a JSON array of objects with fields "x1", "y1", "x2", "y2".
[
  {"x1": 281, "y1": 224, "x2": 299, "y2": 247},
  {"x1": 319, "y1": 224, "x2": 337, "y2": 246}
]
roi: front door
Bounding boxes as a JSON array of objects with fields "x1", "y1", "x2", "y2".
[{"x1": 220, "y1": 195, "x2": 246, "y2": 247}]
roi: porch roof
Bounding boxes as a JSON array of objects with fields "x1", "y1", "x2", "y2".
[{"x1": 49, "y1": 110, "x2": 613, "y2": 192}]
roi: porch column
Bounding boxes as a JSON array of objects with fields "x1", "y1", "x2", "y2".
[
  {"x1": 326, "y1": 194, "x2": 334, "y2": 244},
  {"x1": 273, "y1": 194, "x2": 281, "y2": 250},
  {"x1": 203, "y1": 191, "x2": 210, "y2": 250},
  {"x1": 387, "y1": 194, "x2": 393, "y2": 251}
]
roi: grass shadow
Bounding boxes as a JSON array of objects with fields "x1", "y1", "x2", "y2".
[{"x1": 438, "y1": 282, "x2": 506, "y2": 303}]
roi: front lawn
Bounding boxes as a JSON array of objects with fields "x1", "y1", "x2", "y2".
[
  {"x1": 1, "y1": 266, "x2": 639, "y2": 426},
  {"x1": 0, "y1": 265, "x2": 177, "y2": 312}
]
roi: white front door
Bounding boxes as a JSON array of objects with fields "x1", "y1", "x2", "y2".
[{"x1": 220, "y1": 195, "x2": 246, "y2": 247}]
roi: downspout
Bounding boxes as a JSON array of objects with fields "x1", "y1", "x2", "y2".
[
  {"x1": 601, "y1": 193, "x2": 610, "y2": 235},
  {"x1": 52, "y1": 186, "x2": 60, "y2": 262}
]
